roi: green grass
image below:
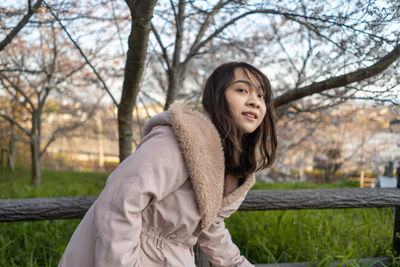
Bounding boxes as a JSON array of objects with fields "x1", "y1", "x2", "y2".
[
  {"x1": 0, "y1": 166, "x2": 108, "y2": 267},
  {"x1": 227, "y1": 181, "x2": 395, "y2": 265},
  {"x1": 0, "y1": 166, "x2": 395, "y2": 266},
  {"x1": 0, "y1": 166, "x2": 108, "y2": 198},
  {"x1": 227, "y1": 208, "x2": 393, "y2": 264}
]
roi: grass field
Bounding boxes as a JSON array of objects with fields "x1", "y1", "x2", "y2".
[{"x1": 0, "y1": 166, "x2": 395, "y2": 266}]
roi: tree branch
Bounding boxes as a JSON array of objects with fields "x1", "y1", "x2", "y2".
[
  {"x1": 188, "y1": 0, "x2": 226, "y2": 54},
  {"x1": 0, "y1": 0, "x2": 43, "y2": 51},
  {"x1": 39, "y1": 118, "x2": 89, "y2": 157},
  {"x1": 0, "y1": 68, "x2": 46, "y2": 75},
  {"x1": 0, "y1": 114, "x2": 29, "y2": 135},
  {"x1": 184, "y1": 7, "x2": 393, "y2": 64},
  {"x1": 43, "y1": 0, "x2": 119, "y2": 107},
  {"x1": 171, "y1": 0, "x2": 185, "y2": 68},
  {"x1": 151, "y1": 23, "x2": 171, "y2": 71},
  {"x1": 274, "y1": 43, "x2": 400, "y2": 107},
  {"x1": 0, "y1": 73, "x2": 35, "y2": 111}
]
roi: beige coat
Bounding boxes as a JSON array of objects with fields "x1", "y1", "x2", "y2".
[{"x1": 58, "y1": 103, "x2": 255, "y2": 267}]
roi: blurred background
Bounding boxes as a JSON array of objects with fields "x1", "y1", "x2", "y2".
[{"x1": 1, "y1": 0, "x2": 399, "y2": 185}]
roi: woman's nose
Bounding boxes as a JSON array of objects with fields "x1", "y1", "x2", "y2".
[{"x1": 246, "y1": 93, "x2": 260, "y2": 108}]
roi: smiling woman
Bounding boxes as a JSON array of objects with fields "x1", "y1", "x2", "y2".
[
  {"x1": 225, "y1": 68, "x2": 267, "y2": 134},
  {"x1": 58, "y1": 62, "x2": 277, "y2": 267},
  {"x1": 202, "y1": 62, "x2": 277, "y2": 178}
]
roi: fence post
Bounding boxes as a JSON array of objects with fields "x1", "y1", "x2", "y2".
[{"x1": 393, "y1": 167, "x2": 400, "y2": 256}]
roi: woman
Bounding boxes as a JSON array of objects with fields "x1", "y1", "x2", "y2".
[{"x1": 59, "y1": 62, "x2": 277, "y2": 267}]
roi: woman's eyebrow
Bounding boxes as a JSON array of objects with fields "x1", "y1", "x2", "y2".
[
  {"x1": 232, "y1": 79, "x2": 252, "y2": 85},
  {"x1": 233, "y1": 80, "x2": 262, "y2": 92}
]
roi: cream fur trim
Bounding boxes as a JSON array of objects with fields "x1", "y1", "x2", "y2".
[
  {"x1": 168, "y1": 103, "x2": 224, "y2": 229},
  {"x1": 144, "y1": 103, "x2": 256, "y2": 230}
]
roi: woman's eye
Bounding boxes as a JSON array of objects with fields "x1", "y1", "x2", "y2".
[
  {"x1": 258, "y1": 94, "x2": 265, "y2": 99},
  {"x1": 237, "y1": 88, "x2": 247, "y2": 93}
]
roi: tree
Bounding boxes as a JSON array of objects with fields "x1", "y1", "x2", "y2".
[
  {"x1": 1, "y1": 0, "x2": 135, "y2": 182},
  {"x1": 117, "y1": 0, "x2": 158, "y2": 161},
  {"x1": 146, "y1": 0, "x2": 399, "y2": 112},
  {"x1": 0, "y1": 90, "x2": 24, "y2": 170},
  {"x1": 107, "y1": 0, "x2": 400, "y2": 161},
  {"x1": 271, "y1": 102, "x2": 397, "y2": 183},
  {"x1": 2, "y1": 0, "x2": 399, "y2": 171},
  {"x1": 0, "y1": 0, "x2": 45, "y2": 170},
  {"x1": 0, "y1": 18, "x2": 99, "y2": 185}
]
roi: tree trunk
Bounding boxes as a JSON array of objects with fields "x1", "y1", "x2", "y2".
[
  {"x1": 30, "y1": 134, "x2": 41, "y2": 185},
  {"x1": 164, "y1": 68, "x2": 185, "y2": 110},
  {"x1": 7, "y1": 134, "x2": 15, "y2": 170},
  {"x1": 118, "y1": 0, "x2": 157, "y2": 162},
  {"x1": 30, "y1": 110, "x2": 41, "y2": 185},
  {"x1": 164, "y1": 68, "x2": 180, "y2": 110},
  {"x1": 163, "y1": 0, "x2": 185, "y2": 110}
]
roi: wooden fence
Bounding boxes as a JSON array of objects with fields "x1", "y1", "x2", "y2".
[
  {"x1": 1, "y1": 183, "x2": 400, "y2": 266},
  {"x1": 1, "y1": 188, "x2": 399, "y2": 222},
  {"x1": 349, "y1": 177, "x2": 377, "y2": 188}
]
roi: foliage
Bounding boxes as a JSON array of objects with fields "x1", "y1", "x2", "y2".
[{"x1": 0, "y1": 167, "x2": 394, "y2": 266}]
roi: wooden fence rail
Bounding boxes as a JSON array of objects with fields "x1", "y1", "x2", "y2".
[
  {"x1": 1, "y1": 188, "x2": 399, "y2": 222},
  {"x1": 1, "y1": 187, "x2": 399, "y2": 266}
]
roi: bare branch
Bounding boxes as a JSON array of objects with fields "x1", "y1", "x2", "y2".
[
  {"x1": 42, "y1": 0, "x2": 119, "y2": 107},
  {"x1": 295, "y1": 36, "x2": 313, "y2": 87},
  {"x1": 39, "y1": 116, "x2": 92, "y2": 157},
  {"x1": 0, "y1": 73, "x2": 35, "y2": 111},
  {"x1": 274, "y1": 43, "x2": 400, "y2": 107},
  {"x1": 0, "y1": 0, "x2": 43, "y2": 51},
  {"x1": 0, "y1": 113, "x2": 29, "y2": 135},
  {"x1": 171, "y1": 0, "x2": 185, "y2": 68},
  {"x1": 110, "y1": 0, "x2": 126, "y2": 55},
  {"x1": 277, "y1": 37, "x2": 299, "y2": 76},
  {"x1": 140, "y1": 90, "x2": 164, "y2": 109},
  {"x1": 289, "y1": 16, "x2": 343, "y2": 50},
  {"x1": 188, "y1": 0, "x2": 226, "y2": 53},
  {"x1": 184, "y1": 7, "x2": 394, "y2": 64},
  {"x1": 151, "y1": 23, "x2": 171, "y2": 71},
  {"x1": 54, "y1": 62, "x2": 87, "y2": 86},
  {"x1": 0, "y1": 68, "x2": 46, "y2": 75}
]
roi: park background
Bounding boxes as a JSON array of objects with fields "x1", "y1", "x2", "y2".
[{"x1": 1, "y1": 0, "x2": 400, "y2": 266}]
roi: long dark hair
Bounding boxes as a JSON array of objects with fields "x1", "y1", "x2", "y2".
[{"x1": 202, "y1": 62, "x2": 277, "y2": 177}]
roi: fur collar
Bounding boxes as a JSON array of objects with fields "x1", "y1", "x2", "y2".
[{"x1": 143, "y1": 103, "x2": 255, "y2": 229}]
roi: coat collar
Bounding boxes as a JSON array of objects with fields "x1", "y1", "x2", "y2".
[{"x1": 144, "y1": 103, "x2": 255, "y2": 230}]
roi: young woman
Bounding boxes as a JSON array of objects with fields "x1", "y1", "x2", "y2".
[{"x1": 58, "y1": 62, "x2": 277, "y2": 267}]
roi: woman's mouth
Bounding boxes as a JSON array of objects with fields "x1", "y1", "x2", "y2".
[{"x1": 242, "y1": 112, "x2": 257, "y2": 120}]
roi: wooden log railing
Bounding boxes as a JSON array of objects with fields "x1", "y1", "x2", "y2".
[
  {"x1": 1, "y1": 188, "x2": 400, "y2": 222},
  {"x1": 1, "y1": 187, "x2": 399, "y2": 266}
]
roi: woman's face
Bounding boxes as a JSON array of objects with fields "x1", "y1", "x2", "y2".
[{"x1": 224, "y1": 68, "x2": 266, "y2": 134}]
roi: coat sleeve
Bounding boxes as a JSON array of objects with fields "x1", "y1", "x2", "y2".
[
  {"x1": 197, "y1": 202, "x2": 254, "y2": 267},
  {"x1": 93, "y1": 125, "x2": 189, "y2": 266}
]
